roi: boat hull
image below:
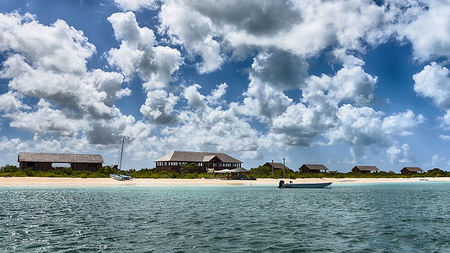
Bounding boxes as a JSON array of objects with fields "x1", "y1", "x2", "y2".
[{"x1": 282, "y1": 182, "x2": 332, "y2": 188}]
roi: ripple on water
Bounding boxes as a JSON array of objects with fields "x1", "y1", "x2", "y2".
[{"x1": 0, "y1": 183, "x2": 450, "y2": 252}]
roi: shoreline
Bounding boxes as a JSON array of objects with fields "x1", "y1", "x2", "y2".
[{"x1": 1, "y1": 177, "x2": 450, "y2": 187}]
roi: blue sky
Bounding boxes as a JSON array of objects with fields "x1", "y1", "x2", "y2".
[{"x1": 0, "y1": 0, "x2": 449, "y2": 172}]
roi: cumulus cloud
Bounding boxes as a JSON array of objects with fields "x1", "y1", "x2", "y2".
[
  {"x1": 114, "y1": 0, "x2": 158, "y2": 11},
  {"x1": 413, "y1": 62, "x2": 450, "y2": 109},
  {"x1": 396, "y1": 0, "x2": 450, "y2": 61},
  {"x1": 0, "y1": 12, "x2": 139, "y2": 146},
  {"x1": 387, "y1": 143, "x2": 413, "y2": 164},
  {"x1": 439, "y1": 110, "x2": 450, "y2": 130},
  {"x1": 159, "y1": 0, "x2": 390, "y2": 73},
  {"x1": 107, "y1": 11, "x2": 182, "y2": 90},
  {"x1": 206, "y1": 83, "x2": 228, "y2": 105},
  {"x1": 250, "y1": 50, "x2": 308, "y2": 90},
  {"x1": 140, "y1": 90, "x2": 178, "y2": 124},
  {"x1": 0, "y1": 91, "x2": 29, "y2": 112},
  {"x1": 7, "y1": 99, "x2": 89, "y2": 136}
]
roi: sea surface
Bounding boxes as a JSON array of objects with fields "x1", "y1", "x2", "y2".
[{"x1": 1, "y1": 183, "x2": 449, "y2": 252}]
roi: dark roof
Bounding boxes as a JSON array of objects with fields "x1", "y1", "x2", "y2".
[
  {"x1": 353, "y1": 166, "x2": 380, "y2": 172},
  {"x1": 155, "y1": 151, "x2": 242, "y2": 163},
  {"x1": 300, "y1": 164, "x2": 329, "y2": 171},
  {"x1": 18, "y1": 152, "x2": 103, "y2": 163},
  {"x1": 402, "y1": 167, "x2": 423, "y2": 172},
  {"x1": 264, "y1": 162, "x2": 290, "y2": 170}
]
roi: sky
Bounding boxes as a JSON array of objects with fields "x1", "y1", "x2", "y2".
[{"x1": 0, "y1": 0, "x2": 449, "y2": 172}]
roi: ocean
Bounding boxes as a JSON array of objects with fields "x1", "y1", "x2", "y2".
[{"x1": 1, "y1": 183, "x2": 449, "y2": 252}]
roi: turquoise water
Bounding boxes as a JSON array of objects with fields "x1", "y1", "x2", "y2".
[{"x1": 1, "y1": 183, "x2": 449, "y2": 252}]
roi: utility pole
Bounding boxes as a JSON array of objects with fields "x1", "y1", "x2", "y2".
[
  {"x1": 271, "y1": 159, "x2": 274, "y2": 177},
  {"x1": 283, "y1": 158, "x2": 286, "y2": 179}
]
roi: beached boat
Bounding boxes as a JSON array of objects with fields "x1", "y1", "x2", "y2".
[
  {"x1": 278, "y1": 180, "x2": 332, "y2": 188},
  {"x1": 110, "y1": 173, "x2": 132, "y2": 181},
  {"x1": 110, "y1": 137, "x2": 133, "y2": 181}
]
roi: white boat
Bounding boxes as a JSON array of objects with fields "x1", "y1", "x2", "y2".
[
  {"x1": 110, "y1": 137, "x2": 132, "y2": 181},
  {"x1": 110, "y1": 173, "x2": 131, "y2": 181},
  {"x1": 278, "y1": 180, "x2": 332, "y2": 188}
]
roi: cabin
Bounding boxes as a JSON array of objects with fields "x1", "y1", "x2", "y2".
[
  {"x1": 263, "y1": 162, "x2": 291, "y2": 172},
  {"x1": 299, "y1": 164, "x2": 328, "y2": 173},
  {"x1": 352, "y1": 166, "x2": 380, "y2": 174},
  {"x1": 155, "y1": 151, "x2": 242, "y2": 173},
  {"x1": 401, "y1": 167, "x2": 424, "y2": 175},
  {"x1": 18, "y1": 152, "x2": 103, "y2": 171}
]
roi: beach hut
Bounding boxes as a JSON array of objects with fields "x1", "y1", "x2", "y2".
[
  {"x1": 298, "y1": 164, "x2": 328, "y2": 173},
  {"x1": 263, "y1": 162, "x2": 291, "y2": 171},
  {"x1": 401, "y1": 167, "x2": 424, "y2": 175},
  {"x1": 352, "y1": 166, "x2": 380, "y2": 174},
  {"x1": 18, "y1": 152, "x2": 103, "y2": 171},
  {"x1": 155, "y1": 151, "x2": 242, "y2": 173}
]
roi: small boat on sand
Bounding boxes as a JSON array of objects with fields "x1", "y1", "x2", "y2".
[
  {"x1": 110, "y1": 137, "x2": 133, "y2": 181},
  {"x1": 110, "y1": 173, "x2": 132, "y2": 181},
  {"x1": 278, "y1": 180, "x2": 332, "y2": 188}
]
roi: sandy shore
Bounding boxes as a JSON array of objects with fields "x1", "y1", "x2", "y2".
[{"x1": 1, "y1": 177, "x2": 450, "y2": 187}]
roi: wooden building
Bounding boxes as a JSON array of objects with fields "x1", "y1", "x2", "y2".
[
  {"x1": 401, "y1": 167, "x2": 423, "y2": 175},
  {"x1": 352, "y1": 166, "x2": 380, "y2": 173},
  {"x1": 299, "y1": 164, "x2": 328, "y2": 173},
  {"x1": 263, "y1": 162, "x2": 291, "y2": 172},
  {"x1": 18, "y1": 152, "x2": 103, "y2": 171},
  {"x1": 155, "y1": 151, "x2": 242, "y2": 173}
]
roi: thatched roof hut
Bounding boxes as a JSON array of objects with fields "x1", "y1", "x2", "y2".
[
  {"x1": 299, "y1": 164, "x2": 328, "y2": 173},
  {"x1": 401, "y1": 167, "x2": 423, "y2": 175},
  {"x1": 352, "y1": 166, "x2": 380, "y2": 173},
  {"x1": 18, "y1": 152, "x2": 103, "y2": 171}
]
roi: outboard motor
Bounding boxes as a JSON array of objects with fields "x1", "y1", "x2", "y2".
[{"x1": 278, "y1": 180, "x2": 285, "y2": 188}]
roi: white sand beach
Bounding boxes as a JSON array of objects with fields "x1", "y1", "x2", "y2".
[{"x1": 1, "y1": 177, "x2": 450, "y2": 187}]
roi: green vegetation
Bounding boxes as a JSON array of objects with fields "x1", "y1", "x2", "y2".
[{"x1": 1, "y1": 164, "x2": 449, "y2": 179}]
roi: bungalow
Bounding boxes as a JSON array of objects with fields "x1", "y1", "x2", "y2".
[
  {"x1": 155, "y1": 151, "x2": 242, "y2": 173},
  {"x1": 18, "y1": 152, "x2": 103, "y2": 171},
  {"x1": 352, "y1": 166, "x2": 380, "y2": 173},
  {"x1": 263, "y1": 162, "x2": 291, "y2": 171},
  {"x1": 299, "y1": 164, "x2": 328, "y2": 173},
  {"x1": 401, "y1": 167, "x2": 424, "y2": 175}
]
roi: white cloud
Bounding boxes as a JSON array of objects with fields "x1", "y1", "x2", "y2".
[
  {"x1": 387, "y1": 143, "x2": 413, "y2": 164},
  {"x1": 184, "y1": 84, "x2": 207, "y2": 110},
  {"x1": 0, "y1": 12, "x2": 95, "y2": 73},
  {"x1": 107, "y1": 11, "x2": 182, "y2": 90},
  {"x1": 413, "y1": 62, "x2": 450, "y2": 109},
  {"x1": 0, "y1": 91, "x2": 29, "y2": 112},
  {"x1": 140, "y1": 90, "x2": 178, "y2": 124},
  {"x1": 382, "y1": 110, "x2": 425, "y2": 136},
  {"x1": 206, "y1": 82, "x2": 228, "y2": 105},
  {"x1": 159, "y1": 0, "x2": 390, "y2": 73},
  {"x1": 114, "y1": 0, "x2": 157, "y2": 11},
  {"x1": 7, "y1": 99, "x2": 89, "y2": 136},
  {"x1": 439, "y1": 110, "x2": 450, "y2": 130},
  {"x1": 397, "y1": 0, "x2": 450, "y2": 61}
]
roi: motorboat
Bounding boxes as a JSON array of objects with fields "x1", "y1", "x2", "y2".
[{"x1": 278, "y1": 180, "x2": 332, "y2": 188}]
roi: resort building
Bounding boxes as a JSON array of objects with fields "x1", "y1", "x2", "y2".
[
  {"x1": 154, "y1": 151, "x2": 243, "y2": 173},
  {"x1": 401, "y1": 167, "x2": 424, "y2": 175},
  {"x1": 352, "y1": 166, "x2": 380, "y2": 173},
  {"x1": 263, "y1": 162, "x2": 291, "y2": 171},
  {"x1": 18, "y1": 152, "x2": 103, "y2": 171},
  {"x1": 299, "y1": 164, "x2": 328, "y2": 173}
]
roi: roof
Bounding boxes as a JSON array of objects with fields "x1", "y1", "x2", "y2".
[
  {"x1": 402, "y1": 167, "x2": 423, "y2": 172},
  {"x1": 353, "y1": 166, "x2": 380, "y2": 172},
  {"x1": 18, "y1": 152, "x2": 104, "y2": 163},
  {"x1": 264, "y1": 162, "x2": 290, "y2": 170},
  {"x1": 300, "y1": 164, "x2": 329, "y2": 171},
  {"x1": 155, "y1": 151, "x2": 242, "y2": 163}
]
